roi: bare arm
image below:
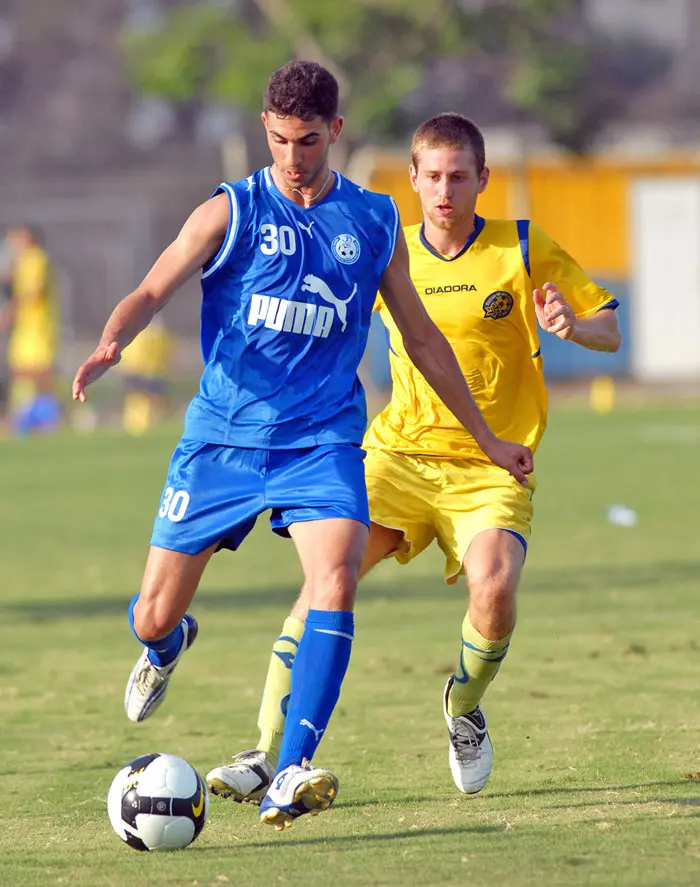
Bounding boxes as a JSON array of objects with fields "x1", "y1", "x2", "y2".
[
  {"x1": 73, "y1": 194, "x2": 229, "y2": 401},
  {"x1": 534, "y1": 283, "x2": 622, "y2": 352},
  {"x1": 569, "y1": 309, "x2": 621, "y2": 352},
  {"x1": 379, "y1": 230, "x2": 533, "y2": 482}
]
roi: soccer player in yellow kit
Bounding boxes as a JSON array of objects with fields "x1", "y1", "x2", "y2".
[
  {"x1": 207, "y1": 113, "x2": 622, "y2": 802},
  {"x1": 7, "y1": 225, "x2": 58, "y2": 395}
]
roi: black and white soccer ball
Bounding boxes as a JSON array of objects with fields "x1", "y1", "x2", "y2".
[{"x1": 107, "y1": 753, "x2": 209, "y2": 851}]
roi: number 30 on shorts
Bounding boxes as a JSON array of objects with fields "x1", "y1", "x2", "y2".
[{"x1": 158, "y1": 487, "x2": 190, "y2": 522}]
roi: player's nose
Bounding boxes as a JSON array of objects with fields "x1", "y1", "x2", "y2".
[{"x1": 288, "y1": 145, "x2": 304, "y2": 167}]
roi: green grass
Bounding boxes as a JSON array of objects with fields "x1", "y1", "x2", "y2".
[{"x1": 1, "y1": 401, "x2": 700, "y2": 887}]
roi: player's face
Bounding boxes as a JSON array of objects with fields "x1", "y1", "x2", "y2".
[
  {"x1": 410, "y1": 146, "x2": 489, "y2": 231},
  {"x1": 6, "y1": 227, "x2": 32, "y2": 255},
  {"x1": 262, "y1": 112, "x2": 343, "y2": 190}
]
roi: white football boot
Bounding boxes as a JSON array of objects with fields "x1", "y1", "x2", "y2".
[
  {"x1": 443, "y1": 676, "x2": 494, "y2": 794},
  {"x1": 259, "y1": 763, "x2": 338, "y2": 830},
  {"x1": 206, "y1": 749, "x2": 276, "y2": 805},
  {"x1": 124, "y1": 616, "x2": 198, "y2": 722}
]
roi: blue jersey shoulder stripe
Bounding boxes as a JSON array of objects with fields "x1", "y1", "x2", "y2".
[
  {"x1": 202, "y1": 181, "x2": 240, "y2": 280},
  {"x1": 516, "y1": 219, "x2": 531, "y2": 276}
]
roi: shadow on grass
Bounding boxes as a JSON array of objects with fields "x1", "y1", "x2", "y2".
[
  {"x1": 487, "y1": 780, "x2": 685, "y2": 800},
  {"x1": 3, "y1": 560, "x2": 699, "y2": 623},
  {"x1": 197, "y1": 823, "x2": 500, "y2": 851},
  {"x1": 550, "y1": 795, "x2": 700, "y2": 810}
]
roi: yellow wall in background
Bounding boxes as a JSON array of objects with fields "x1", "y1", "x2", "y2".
[
  {"x1": 366, "y1": 153, "x2": 700, "y2": 278},
  {"x1": 526, "y1": 164, "x2": 628, "y2": 276}
]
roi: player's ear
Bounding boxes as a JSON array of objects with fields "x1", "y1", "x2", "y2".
[
  {"x1": 329, "y1": 116, "x2": 344, "y2": 144},
  {"x1": 409, "y1": 165, "x2": 419, "y2": 193},
  {"x1": 478, "y1": 166, "x2": 490, "y2": 194}
]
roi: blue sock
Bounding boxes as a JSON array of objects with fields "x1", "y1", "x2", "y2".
[
  {"x1": 275, "y1": 609, "x2": 354, "y2": 773},
  {"x1": 127, "y1": 593, "x2": 185, "y2": 667}
]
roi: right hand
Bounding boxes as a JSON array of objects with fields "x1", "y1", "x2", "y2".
[
  {"x1": 72, "y1": 341, "x2": 121, "y2": 402},
  {"x1": 481, "y1": 438, "x2": 534, "y2": 485}
]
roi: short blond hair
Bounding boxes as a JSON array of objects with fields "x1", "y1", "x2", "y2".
[{"x1": 411, "y1": 113, "x2": 486, "y2": 174}]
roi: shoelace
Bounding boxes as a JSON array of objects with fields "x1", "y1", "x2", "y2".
[
  {"x1": 134, "y1": 659, "x2": 165, "y2": 695},
  {"x1": 450, "y1": 716, "x2": 485, "y2": 764}
]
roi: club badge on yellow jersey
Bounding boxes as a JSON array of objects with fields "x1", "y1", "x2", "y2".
[{"x1": 364, "y1": 216, "x2": 618, "y2": 460}]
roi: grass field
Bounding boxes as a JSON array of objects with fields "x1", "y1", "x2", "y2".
[{"x1": 1, "y1": 400, "x2": 699, "y2": 887}]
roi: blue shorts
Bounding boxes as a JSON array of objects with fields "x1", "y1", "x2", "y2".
[{"x1": 150, "y1": 439, "x2": 369, "y2": 555}]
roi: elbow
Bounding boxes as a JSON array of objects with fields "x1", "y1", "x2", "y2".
[
  {"x1": 130, "y1": 287, "x2": 163, "y2": 317},
  {"x1": 608, "y1": 329, "x2": 623, "y2": 353}
]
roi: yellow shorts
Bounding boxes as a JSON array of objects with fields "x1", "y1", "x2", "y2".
[
  {"x1": 8, "y1": 330, "x2": 55, "y2": 374},
  {"x1": 364, "y1": 448, "x2": 536, "y2": 583}
]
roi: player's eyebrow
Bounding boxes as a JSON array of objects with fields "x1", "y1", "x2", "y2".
[{"x1": 269, "y1": 129, "x2": 321, "y2": 142}]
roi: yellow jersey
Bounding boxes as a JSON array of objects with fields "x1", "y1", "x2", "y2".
[
  {"x1": 364, "y1": 218, "x2": 617, "y2": 459},
  {"x1": 11, "y1": 244, "x2": 57, "y2": 335},
  {"x1": 8, "y1": 244, "x2": 58, "y2": 372},
  {"x1": 119, "y1": 323, "x2": 173, "y2": 379}
]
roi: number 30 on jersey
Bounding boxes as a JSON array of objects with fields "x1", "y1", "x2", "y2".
[
  {"x1": 159, "y1": 487, "x2": 190, "y2": 522},
  {"x1": 260, "y1": 224, "x2": 297, "y2": 256}
]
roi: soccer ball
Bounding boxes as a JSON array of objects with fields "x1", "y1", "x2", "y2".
[{"x1": 107, "y1": 753, "x2": 209, "y2": 851}]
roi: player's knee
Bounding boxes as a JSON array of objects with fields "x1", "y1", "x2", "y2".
[
  {"x1": 468, "y1": 569, "x2": 518, "y2": 620},
  {"x1": 132, "y1": 595, "x2": 181, "y2": 641},
  {"x1": 304, "y1": 564, "x2": 358, "y2": 610}
]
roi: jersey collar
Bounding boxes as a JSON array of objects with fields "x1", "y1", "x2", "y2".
[{"x1": 419, "y1": 214, "x2": 485, "y2": 261}]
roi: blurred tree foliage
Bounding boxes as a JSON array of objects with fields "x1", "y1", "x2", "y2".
[{"x1": 123, "y1": 0, "x2": 670, "y2": 154}]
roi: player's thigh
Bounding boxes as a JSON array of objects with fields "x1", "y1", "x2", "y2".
[
  {"x1": 364, "y1": 448, "x2": 437, "y2": 567},
  {"x1": 288, "y1": 517, "x2": 368, "y2": 611},
  {"x1": 135, "y1": 543, "x2": 217, "y2": 638},
  {"x1": 360, "y1": 521, "x2": 405, "y2": 578},
  {"x1": 269, "y1": 443, "x2": 370, "y2": 611},
  {"x1": 288, "y1": 521, "x2": 401, "y2": 620},
  {"x1": 435, "y1": 461, "x2": 535, "y2": 584}
]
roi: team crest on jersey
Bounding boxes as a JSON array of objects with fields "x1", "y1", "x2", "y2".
[
  {"x1": 332, "y1": 233, "x2": 361, "y2": 265},
  {"x1": 483, "y1": 290, "x2": 514, "y2": 319}
]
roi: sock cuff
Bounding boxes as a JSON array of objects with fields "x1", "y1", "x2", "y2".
[
  {"x1": 306, "y1": 609, "x2": 354, "y2": 636},
  {"x1": 281, "y1": 616, "x2": 305, "y2": 642},
  {"x1": 462, "y1": 613, "x2": 512, "y2": 653},
  {"x1": 128, "y1": 593, "x2": 144, "y2": 642}
]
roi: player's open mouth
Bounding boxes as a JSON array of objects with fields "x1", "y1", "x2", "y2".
[{"x1": 436, "y1": 205, "x2": 454, "y2": 215}]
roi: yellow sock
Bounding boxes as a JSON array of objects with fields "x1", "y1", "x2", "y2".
[
  {"x1": 447, "y1": 613, "x2": 513, "y2": 717},
  {"x1": 256, "y1": 616, "x2": 304, "y2": 766},
  {"x1": 123, "y1": 392, "x2": 152, "y2": 436},
  {"x1": 10, "y1": 377, "x2": 36, "y2": 413}
]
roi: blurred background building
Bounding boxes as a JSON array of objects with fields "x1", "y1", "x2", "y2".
[{"x1": 1, "y1": 0, "x2": 699, "y2": 416}]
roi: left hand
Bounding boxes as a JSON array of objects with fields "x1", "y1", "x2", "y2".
[
  {"x1": 72, "y1": 341, "x2": 121, "y2": 402},
  {"x1": 480, "y1": 437, "x2": 534, "y2": 486},
  {"x1": 533, "y1": 282, "x2": 577, "y2": 340}
]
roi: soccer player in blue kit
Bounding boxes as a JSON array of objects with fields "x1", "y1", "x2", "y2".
[{"x1": 72, "y1": 61, "x2": 533, "y2": 830}]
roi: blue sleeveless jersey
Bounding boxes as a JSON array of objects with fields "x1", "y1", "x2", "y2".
[{"x1": 183, "y1": 167, "x2": 399, "y2": 448}]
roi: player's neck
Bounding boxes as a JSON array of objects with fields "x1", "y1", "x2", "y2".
[
  {"x1": 270, "y1": 165, "x2": 335, "y2": 209},
  {"x1": 422, "y1": 216, "x2": 476, "y2": 259}
]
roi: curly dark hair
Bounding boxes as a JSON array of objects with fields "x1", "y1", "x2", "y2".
[
  {"x1": 411, "y1": 113, "x2": 486, "y2": 174},
  {"x1": 263, "y1": 60, "x2": 339, "y2": 122}
]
